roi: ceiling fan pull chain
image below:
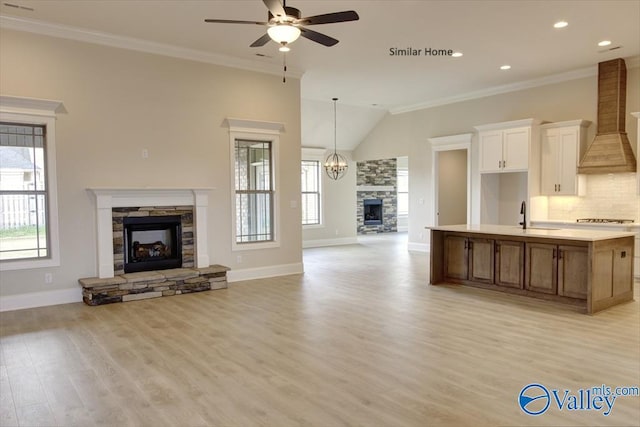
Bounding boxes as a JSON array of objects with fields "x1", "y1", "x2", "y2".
[{"x1": 282, "y1": 51, "x2": 287, "y2": 83}]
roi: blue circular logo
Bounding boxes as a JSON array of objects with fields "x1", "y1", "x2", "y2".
[{"x1": 519, "y1": 383, "x2": 550, "y2": 416}]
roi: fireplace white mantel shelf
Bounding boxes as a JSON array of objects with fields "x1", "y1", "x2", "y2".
[{"x1": 88, "y1": 187, "x2": 214, "y2": 279}]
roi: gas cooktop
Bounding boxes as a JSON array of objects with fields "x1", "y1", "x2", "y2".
[{"x1": 576, "y1": 218, "x2": 634, "y2": 224}]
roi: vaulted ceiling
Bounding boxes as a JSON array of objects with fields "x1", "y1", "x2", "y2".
[{"x1": 1, "y1": 0, "x2": 639, "y2": 150}]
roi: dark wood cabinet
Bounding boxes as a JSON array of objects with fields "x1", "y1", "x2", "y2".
[
  {"x1": 557, "y1": 245, "x2": 588, "y2": 299},
  {"x1": 444, "y1": 235, "x2": 494, "y2": 283},
  {"x1": 525, "y1": 243, "x2": 558, "y2": 295},
  {"x1": 495, "y1": 240, "x2": 524, "y2": 289}
]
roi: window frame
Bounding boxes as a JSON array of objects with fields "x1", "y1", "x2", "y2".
[
  {"x1": 0, "y1": 96, "x2": 62, "y2": 270},
  {"x1": 227, "y1": 121, "x2": 282, "y2": 252},
  {"x1": 301, "y1": 147, "x2": 326, "y2": 228}
]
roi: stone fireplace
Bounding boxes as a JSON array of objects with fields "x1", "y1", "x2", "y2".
[
  {"x1": 88, "y1": 188, "x2": 212, "y2": 278},
  {"x1": 80, "y1": 188, "x2": 229, "y2": 306}
]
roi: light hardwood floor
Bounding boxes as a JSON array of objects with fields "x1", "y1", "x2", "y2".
[{"x1": 1, "y1": 233, "x2": 639, "y2": 426}]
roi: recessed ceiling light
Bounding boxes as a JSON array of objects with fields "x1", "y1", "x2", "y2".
[
  {"x1": 452, "y1": 52, "x2": 463, "y2": 58},
  {"x1": 500, "y1": 65, "x2": 511, "y2": 70},
  {"x1": 598, "y1": 40, "x2": 612, "y2": 47},
  {"x1": 553, "y1": 21, "x2": 568, "y2": 28}
]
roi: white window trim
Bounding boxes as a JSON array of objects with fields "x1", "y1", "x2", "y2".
[
  {"x1": 226, "y1": 119, "x2": 283, "y2": 252},
  {"x1": 0, "y1": 95, "x2": 63, "y2": 270},
  {"x1": 301, "y1": 147, "x2": 326, "y2": 228}
]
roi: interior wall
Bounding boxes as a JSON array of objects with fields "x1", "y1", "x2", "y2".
[
  {"x1": 0, "y1": 29, "x2": 302, "y2": 299},
  {"x1": 437, "y1": 149, "x2": 467, "y2": 225},
  {"x1": 353, "y1": 65, "x2": 640, "y2": 248}
]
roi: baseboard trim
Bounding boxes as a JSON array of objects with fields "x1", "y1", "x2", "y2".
[
  {"x1": 227, "y1": 262, "x2": 304, "y2": 282},
  {"x1": 0, "y1": 287, "x2": 82, "y2": 312},
  {"x1": 303, "y1": 237, "x2": 358, "y2": 248},
  {"x1": 408, "y1": 242, "x2": 430, "y2": 253}
]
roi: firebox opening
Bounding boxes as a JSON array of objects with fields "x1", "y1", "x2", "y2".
[
  {"x1": 364, "y1": 199, "x2": 383, "y2": 225},
  {"x1": 123, "y1": 215, "x2": 182, "y2": 273}
]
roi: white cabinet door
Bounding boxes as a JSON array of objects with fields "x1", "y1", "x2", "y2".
[
  {"x1": 479, "y1": 131, "x2": 503, "y2": 173},
  {"x1": 541, "y1": 130, "x2": 560, "y2": 195},
  {"x1": 540, "y1": 124, "x2": 585, "y2": 196},
  {"x1": 503, "y1": 127, "x2": 529, "y2": 171},
  {"x1": 557, "y1": 129, "x2": 579, "y2": 195}
]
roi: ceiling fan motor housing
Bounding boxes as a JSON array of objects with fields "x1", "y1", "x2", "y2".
[{"x1": 269, "y1": 6, "x2": 301, "y2": 23}]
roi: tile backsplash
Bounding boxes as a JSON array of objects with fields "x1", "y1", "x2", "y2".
[{"x1": 547, "y1": 173, "x2": 639, "y2": 221}]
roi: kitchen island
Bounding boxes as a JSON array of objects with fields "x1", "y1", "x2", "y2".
[{"x1": 429, "y1": 224, "x2": 636, "y2": 314}]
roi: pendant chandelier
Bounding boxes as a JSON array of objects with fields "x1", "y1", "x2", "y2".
[{"x1": 324, "y1": 98, "x2": 348, "y2": 180}]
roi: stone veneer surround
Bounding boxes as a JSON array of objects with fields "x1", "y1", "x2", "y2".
[
  {"x1": 88, "y1": 188, "x2": 212, "y2": 278},
  {"x1": 356, "y1": 159, "x2": 398, "y2": 234},
  {"x1": 112, "y1": 206, "x2": 194, "y2": 275}
]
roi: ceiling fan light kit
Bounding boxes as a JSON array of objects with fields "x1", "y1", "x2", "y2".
[{"x1": 267, "y1": 24, "x2": 301, "y2": 44}]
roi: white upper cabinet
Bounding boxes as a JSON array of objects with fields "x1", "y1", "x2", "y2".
[
  {"x1": 540, "y1": 120, "x2": 590, "y2": 196},
  {"x1": 475, "y1": 119, "x2": 542, "y2": 173}
]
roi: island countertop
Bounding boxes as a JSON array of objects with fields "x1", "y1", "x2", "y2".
[{"x1": 426, "y1": 224, "x2": 636, "y2": 242}]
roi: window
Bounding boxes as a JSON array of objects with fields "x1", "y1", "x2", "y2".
[
  {"x1": 0, "y1": 96, "x2": 61, "y2": 270},
  {"x1": 301, "y1": 160, "x2": 320, "y2": 225},
  {"x1": 397, "y1": 167, "x2": 409, "y2": 216},
  {"x1": 234, "y1": 139, "x2": 274, "y2": 244},
  {"x1": 227, "y1": 118, "x2": 282, "y2": 251},
  {"x1": 0, "y1": 123, "x2": 48, "y2": 260}
]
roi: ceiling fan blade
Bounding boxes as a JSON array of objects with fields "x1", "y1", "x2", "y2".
[
  {"x1": 250, "y1": 33, "x2": 272, "y2": 47},
  {"x1": 298, "y1": 11, "x2": 359, "y2": 26},
  {"x1": 299, "y1": 27, "x2": 339, "y2": 47},
  {"x1": 263, "y1": 0, "x2": 286, "y2": 18},
  {"x1": 204, "y1": 19, "x2": 268, "y2": 25}
]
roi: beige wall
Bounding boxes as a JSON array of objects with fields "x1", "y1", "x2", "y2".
[
  {"x1": 437, "y1": 149, "x2": 467, "y2": 226},
  {"x1": 0, "y1": 29, "x2": 302, "y2": 298},
  {"x1": 354, "y1": 65, "x2": 640, "y2": 247}
]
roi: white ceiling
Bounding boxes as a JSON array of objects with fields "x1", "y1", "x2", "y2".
[{"x1": 1, "y1": 0, "x2": 639, "y2": 150}]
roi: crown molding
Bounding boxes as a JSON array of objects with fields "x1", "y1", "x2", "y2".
[
  {"x1": 390, "y1": 55, "x2": 640, "y2": 115},
  {"x1": 0, "y1": 15, "x2": 304, "y2": 79}
]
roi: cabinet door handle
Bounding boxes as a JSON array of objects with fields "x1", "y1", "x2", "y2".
[
  {"x1": 495, "y1": 244, "x2": 500, "y2": 253},
  {"x1": 464, "y1": 240, "x2": 467, "y2": 249},
  {"x1": 552, "y1": 248, "x2": 557, "y2": 259},
  {"x1": 558, "y1": 249, "x2": 563, "y2": 260},
  {"x1": 503, "y1": 160, "x2": 506, "y2": 168},
  {"x1": 558, "y1": 184, "x2": 561, "y2": 192}
]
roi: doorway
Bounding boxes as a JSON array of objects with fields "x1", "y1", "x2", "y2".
[{"x1": 429, "y1": 134, "x2": 472, "y2": 227}]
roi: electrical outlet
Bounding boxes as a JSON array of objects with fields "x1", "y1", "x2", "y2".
[
  {"x1": 44, "y1": 273, "x2": 53, "y2": 284},
  {"x1": 419, "y1": 232, "x2": 423, "y2": 240},
  {"x1": 236, "y1": 255, "x2": 242, "y2": 264},
  {"x1": 335, "y1": 229, "x2": 339, "y2": 236},
  {"x1": 142, "y1": 148, "x2": 149, "y2": 159}
]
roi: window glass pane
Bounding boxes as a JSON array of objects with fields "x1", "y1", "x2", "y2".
[
  {"x1": 236, "y1": 192, "x2": 272, "y2": 243},
  {"x1": 302, "y1": 193, "x2": 319, "y2": 225},
  {"x1": 0, "y1": 194, "x2": 48, "y2": 260},
  {"x1": 0, "y1": 146, "x2": 38, "y2": 191}
]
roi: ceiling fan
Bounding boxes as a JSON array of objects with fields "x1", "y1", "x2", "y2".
[{"x1": 204, "y1": 0, "x2": 359, "y2": 52}]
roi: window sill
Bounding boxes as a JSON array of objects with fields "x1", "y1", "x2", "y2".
[
  {"x1": 232, "y1": 241, "x2": 280, "y2": 252},
  {"x1": 0, "y1": 256, "x2": 60, "y2": 271},
  {"x1": 303, "y1": 224, "x2": 324, "y2": 229}
]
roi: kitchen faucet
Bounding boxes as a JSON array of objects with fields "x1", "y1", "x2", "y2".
[{"x1": 519, "y1": 200, "x2": 527, "y2": 230}]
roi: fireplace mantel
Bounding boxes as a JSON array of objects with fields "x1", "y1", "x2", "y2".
[{"x1": 88, "y1": 187, "x2": 213, "y2": 278}]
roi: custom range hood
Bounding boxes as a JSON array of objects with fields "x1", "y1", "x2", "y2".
[{"x1": 578, "y1": 58, "x2": 637, "y2": 174}]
